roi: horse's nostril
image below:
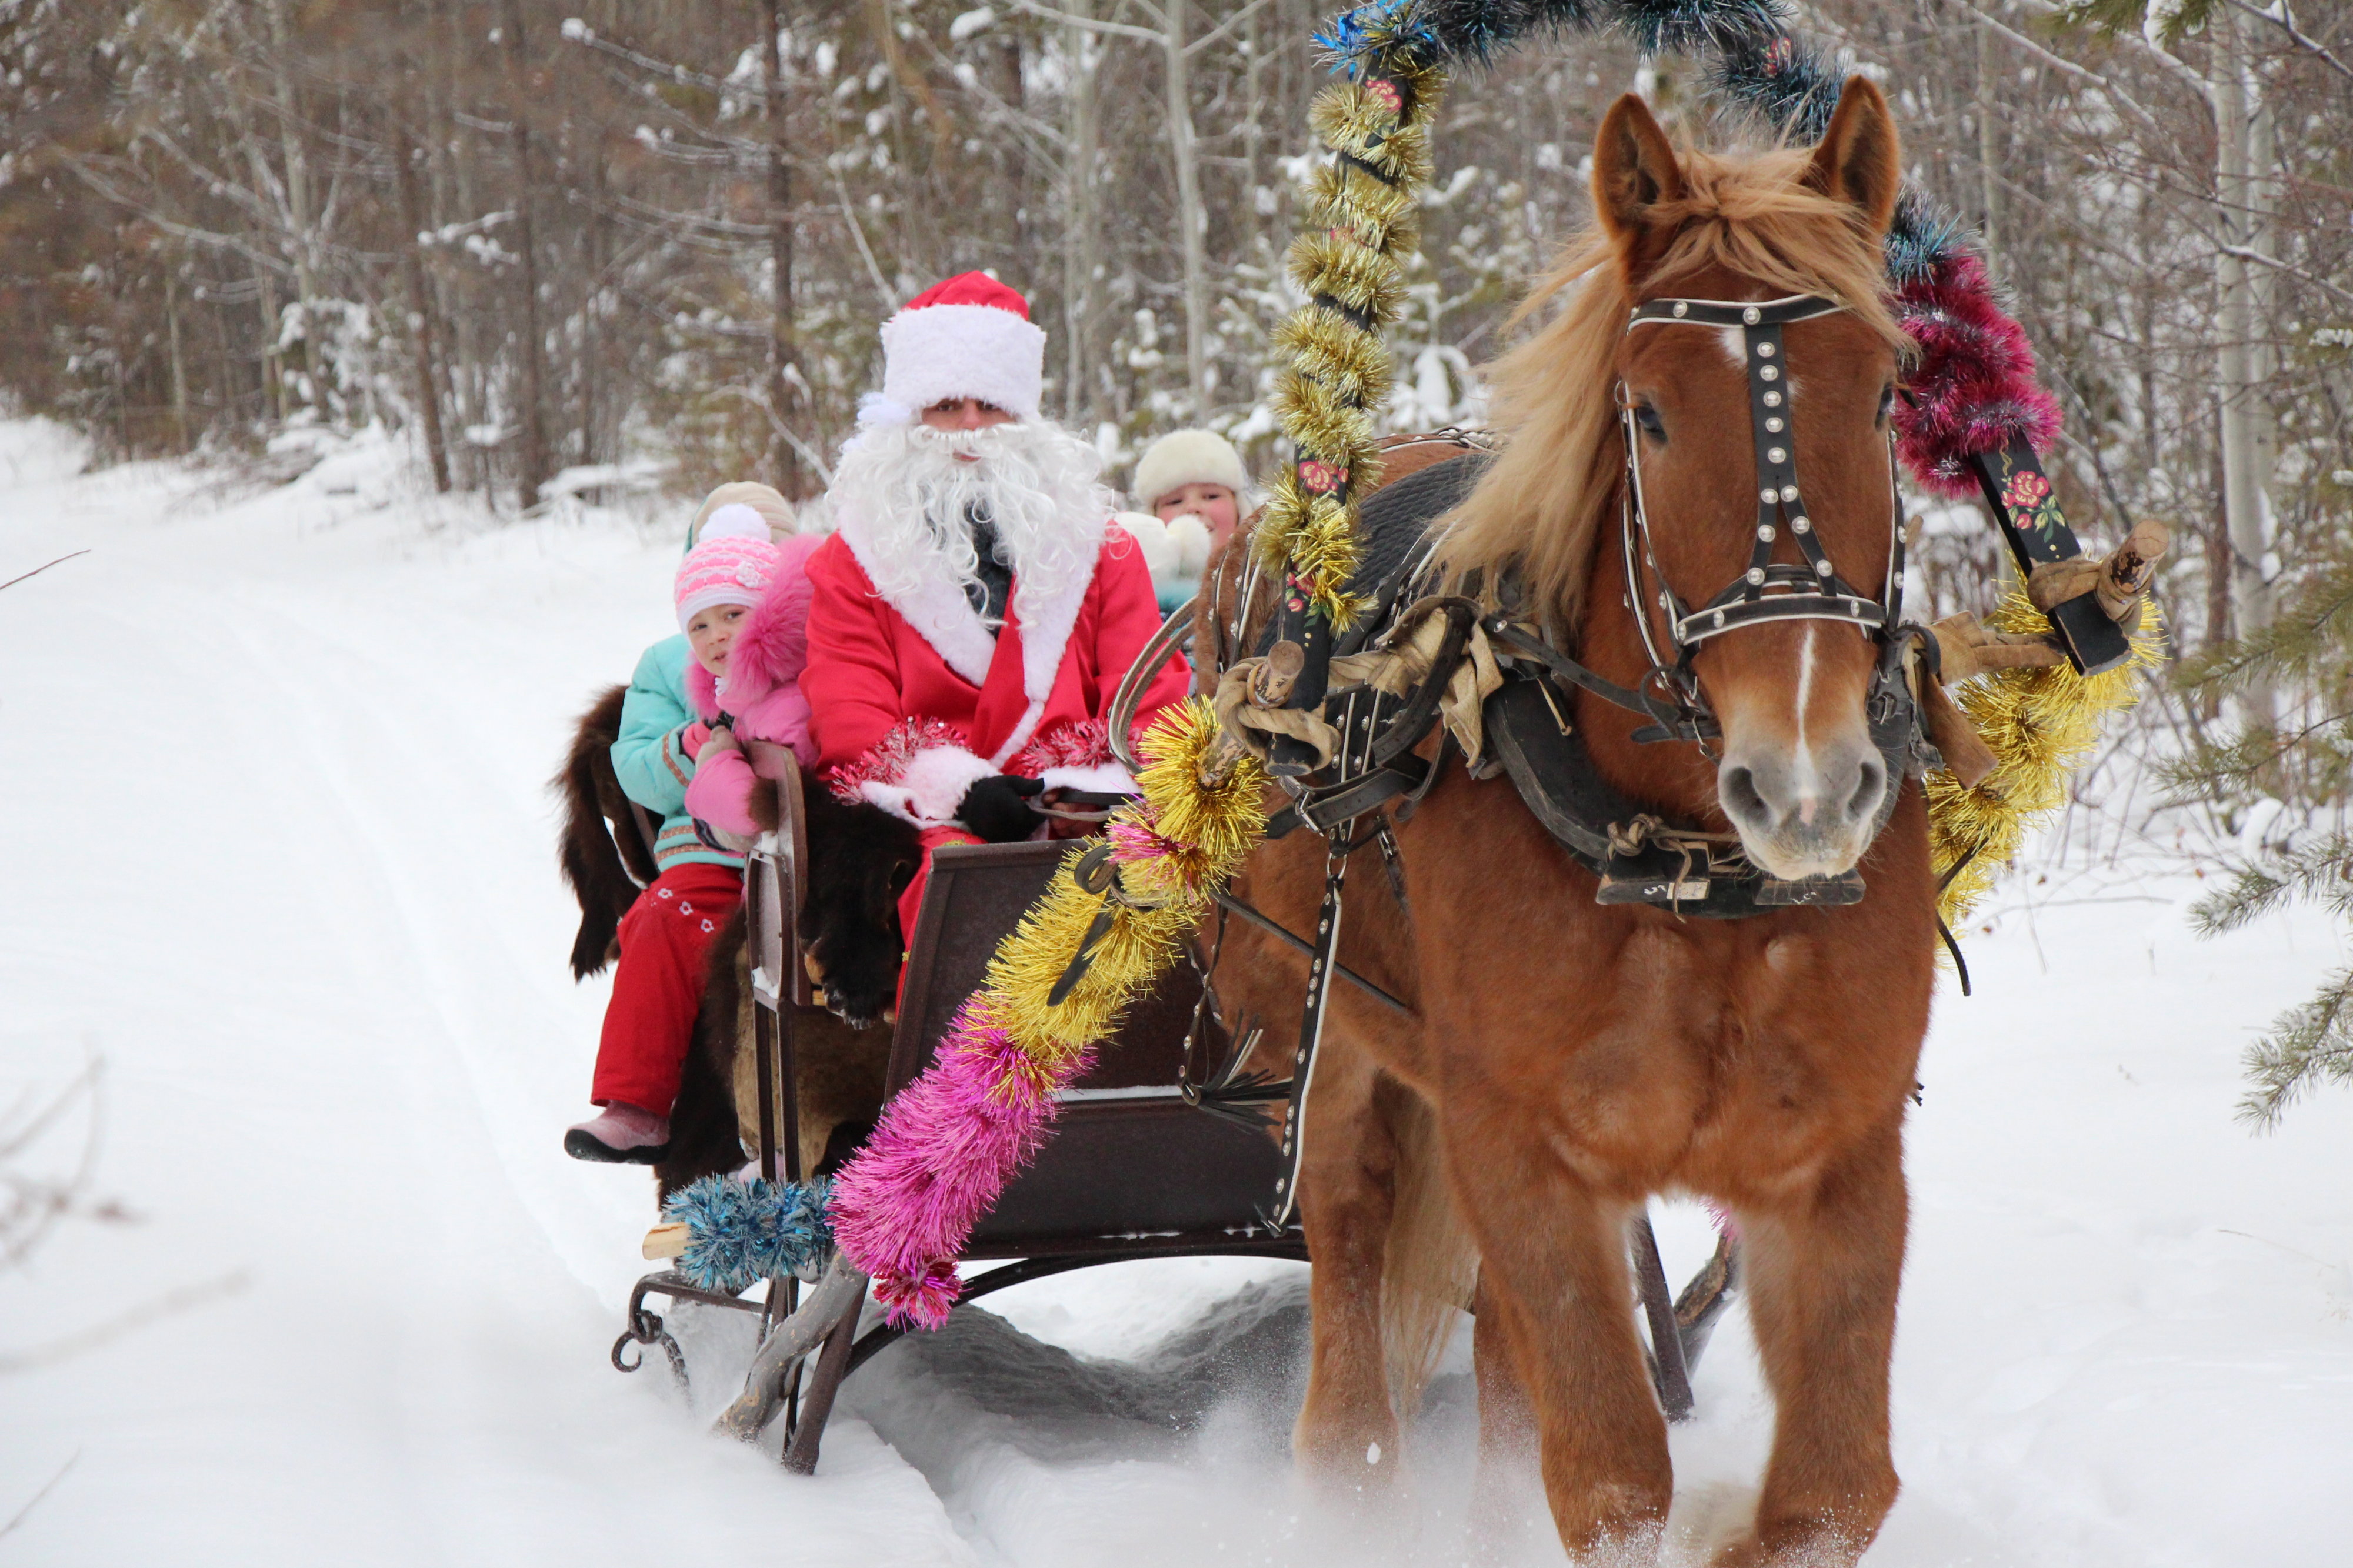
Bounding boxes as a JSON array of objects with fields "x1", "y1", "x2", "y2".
[
  {"x1": 1721, "y1": 765, "x2": 1768, "y2": 825},
  {"x1": 1848, "y1": 756, "x2": 1887, "y2": 819}
]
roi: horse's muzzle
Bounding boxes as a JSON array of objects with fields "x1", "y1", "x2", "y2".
[{"x1": 1717, "y1": 736, "x2": 1888, "y2": 880}]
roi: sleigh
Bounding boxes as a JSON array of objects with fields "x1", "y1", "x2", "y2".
[
  {"x1": 594, "y1": 600, "x2": 1742, "y2": 1472},
  {"x1": 606, "y1": 735, "x2": 1309, "y2": 1470}
]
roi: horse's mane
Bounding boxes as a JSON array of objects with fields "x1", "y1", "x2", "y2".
[{"x1": 1438, "y1": 143, "x2": 1908, "y2": 633}]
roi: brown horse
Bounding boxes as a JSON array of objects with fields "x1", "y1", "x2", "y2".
[{"x1": 1202, "y1": 82, "x2": 1931, "y2": 1564}]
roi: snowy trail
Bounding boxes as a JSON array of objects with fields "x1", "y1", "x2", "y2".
[{"x1": 4, "y1": 421, "x2": 2349, "y2": 1564}]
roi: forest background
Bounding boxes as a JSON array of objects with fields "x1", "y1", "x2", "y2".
[{"x1": 2, "y1": 0, "x2": 2349, "y2": 1106}]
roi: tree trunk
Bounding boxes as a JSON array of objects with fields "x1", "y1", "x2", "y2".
[
  {"x1": 394, "y1": 121, "x2": 453, "y2": 493},
  {"x1": 1165, "y1": 0, "x2": 1208, "y2": 414},
  {"x1": 264, "y1": 0, "x2": 319, "y2": 413},
  {"x1": 763, "y1": 0, "x2": 801, "y2": 496},
  {"x1": 165, "y1": 261, "x2": 191, "y2": 451},
  {"x1": 1975, "y1": 18, "x2": 2001, "y2": 274},
  {"x1": 2214, "y1": 5, "x2": 2277, "y2": 719},
  {"x1": 501, "y1": 0, "x2": 554, "y2": 511},
  {"x1": 1062, "y1": 0, "x2": 1099, "y2": 428}
]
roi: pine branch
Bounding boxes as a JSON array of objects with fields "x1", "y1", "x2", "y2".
[
  {"x1": 2190, "y1": 835, "x2": 2353, "y2": 935},
  {"x1": 2172, "y1": 556, "x2": 2353, "y2": 697},
  {"x1": 2157, "y1": 712, "x2": 2353, "y2": 805},
  {"x1": 2238, "y1": 966, "x2": 2353, "y2": 1130}
]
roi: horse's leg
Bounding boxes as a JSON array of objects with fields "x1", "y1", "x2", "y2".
[
  {"x1": 1466, "y1": 1267, "x2": 1547, "y2": 1558},
  {"x1": 1717, "y1": 1117, "x2": 1907, "y2": 1567},
  {"x1": 1445, "y1": 1095, "x2": 1671, "y2": 1557},
  {"x1": 1292, "y1": 1030, "x2": 1403, "y2": 1484}
]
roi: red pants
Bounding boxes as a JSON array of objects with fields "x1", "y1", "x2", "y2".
[{"x1": 592, "y1": 863, "x2": 742, "y2": 1114}]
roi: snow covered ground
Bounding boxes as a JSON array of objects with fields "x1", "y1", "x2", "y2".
[{"x1": 2, "y1": 419, "x2": 2347, "y2": 1564}]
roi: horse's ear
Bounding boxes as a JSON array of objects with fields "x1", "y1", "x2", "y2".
[
  {"x1": 1592, "y1": 93, "x2": 1684, "y2": 249},
  {"x1": 1804, "y1": 76, "x2": 1901, "y2": 238}
]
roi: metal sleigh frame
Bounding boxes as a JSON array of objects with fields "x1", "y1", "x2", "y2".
[{"x1": 610, "y1": 680, "x2": 1742, "y2": 1472}]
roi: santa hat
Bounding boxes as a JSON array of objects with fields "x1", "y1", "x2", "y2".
[
  {"x1": 861, "y1": 273, "x2": 1047, "y2": 429},
  {"x1": 1131, "y1": 429, "x2": 1251, "y2": 512},
  {"x1": 675, "y1": 512, "x2": 785, "y2": 629}
]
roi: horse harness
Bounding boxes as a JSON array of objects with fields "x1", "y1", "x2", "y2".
[{"x1": 1150, "y1": 295, "x2": 1945, "y2": 1225}]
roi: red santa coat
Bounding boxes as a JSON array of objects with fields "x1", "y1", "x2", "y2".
[{"x1": 802, "y1": 520, "x2": 1191, "y2": 830}]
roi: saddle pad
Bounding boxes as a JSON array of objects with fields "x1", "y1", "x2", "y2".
[{"x1": 1335, "y1": 451, "x2": 1492, "y2": 655}]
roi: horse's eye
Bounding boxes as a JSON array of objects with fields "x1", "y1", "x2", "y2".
[
  {"x1": 1877, "y1": 384, "x2": 1896, "y2": 423},
  {"x1": 1633, "y1": 403, "x2": 1667, "y2": 442}
]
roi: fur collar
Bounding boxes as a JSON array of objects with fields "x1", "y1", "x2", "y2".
[{"x1": 835, "y1": 501, "x2": 1105, "y2": 704}]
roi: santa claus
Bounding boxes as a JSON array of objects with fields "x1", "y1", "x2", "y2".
[{"x1": 801, "y1": 272, "x2": 1193, "y2": 954}]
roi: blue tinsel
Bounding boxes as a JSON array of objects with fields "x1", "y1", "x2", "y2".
[
  {"x1": 661, "y1": 1173, "x2": 833, "y2": 1295},
  {"x1": 1309, "y1": 0, "x2": 1969, "y2": 282}
]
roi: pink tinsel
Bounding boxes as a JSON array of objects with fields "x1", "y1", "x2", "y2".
[
  {"x1": 1011, "y1": 716, "x2": 1114, "y2": 775},
  {"x1": 825, "y1": 716, "x2": 974, "y2": 804},
  {"x1": 828, "y1": 1001, "x2": 1092, "y2": 1327},
  {"x1": 1889, "y1": 250, "x2": 2063, "y2": 499}
]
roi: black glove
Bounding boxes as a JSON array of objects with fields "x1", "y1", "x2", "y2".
[{"x1": 957, "y1": 773, "x2": 1045, "y2": 843}]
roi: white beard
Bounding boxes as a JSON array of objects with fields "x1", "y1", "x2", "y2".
[{"x1": 828, "y1": 420, "x2": 1114, "y2": 626}]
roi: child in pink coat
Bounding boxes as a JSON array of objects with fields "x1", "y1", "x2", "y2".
[
  {"x1": 681, "y1": 531, "x2": 825, "y2": 841},
  {"x1": 565, "y1": 526, "x2": 822, "y2": 1165}
]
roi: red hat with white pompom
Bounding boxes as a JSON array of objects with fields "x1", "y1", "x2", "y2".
[
  {"x1": 858, "y1": 272, "x2": 1047, "y2": 429},
  {"x1": 674, "y1": 504, "x2": 785, "y2": 630}
]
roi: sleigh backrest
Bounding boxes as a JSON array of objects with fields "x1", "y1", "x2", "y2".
[
  {"x1": 884, "y1": 840, "x2": 1287, "y2": 1254},
  {"x1": 744, "y1": 740, "x2": 814, "y2": 1013}
]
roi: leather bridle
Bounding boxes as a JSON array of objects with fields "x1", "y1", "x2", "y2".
[{"x1": 1614, "y1": 292, "x2": 1908, "y2": 749}]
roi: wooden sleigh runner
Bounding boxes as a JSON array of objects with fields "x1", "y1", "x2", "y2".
[{"x1": 594, "y1": 633, "x2": 1744, "y2": 1472}]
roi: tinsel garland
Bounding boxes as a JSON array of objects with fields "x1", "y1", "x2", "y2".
[
  {"x1": 1926, "y1": 593, "x2": 2165, "y2": 928},
  {"x1": 827, "y1": 700, "x2": 1270, "y2": 1327},
  {"x1": 829, "y1": 0, "x2": 2157, "y2": 1332},
  {"x1": 1254, "y1": 29, "x2": 1448, "y2": 630},
  {"x1": 660, "y1": 1173, "x2": 832, "y2": 1295}
]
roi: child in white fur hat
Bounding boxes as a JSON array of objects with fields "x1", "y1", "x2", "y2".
[{"x1": 1121, "y1": 428, "x2": 1252, "y2": 612}]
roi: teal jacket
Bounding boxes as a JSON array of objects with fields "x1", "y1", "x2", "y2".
[{"x1": 611, "y1": 635, "x2": 744, "y2": 873}]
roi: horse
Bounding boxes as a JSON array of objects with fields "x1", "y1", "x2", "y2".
[{"x1": 1198, "y1": 81, "x2": 1931, "y2": 1564}]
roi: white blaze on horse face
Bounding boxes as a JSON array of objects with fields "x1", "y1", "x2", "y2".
[
  {"x1": 1715, "y1": 621, "x2": 1888, "y2": 879},
  {"x1": 1793, "y1": 623, "x2": 1818, "y2": 825}
]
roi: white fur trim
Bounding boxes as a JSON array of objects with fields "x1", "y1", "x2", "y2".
[
  {"x1": 1038, "y1": 762, "x2": 1137, "y2": 796},
  {"x1": 858, "y1": 744, "x2": 997, "y2": 829},
  {"x1": 1112, "y1": 512, "x2": 1179, "y2": 591},
  {"x1": 1164, "y1": 513, "x2": 1214, "y2": 578},
  {"x1": 856, "y1": 392, "x2": 914, "y2": 429},
  {"x1": 835, "y1": 503, "x2": 999, "y2": 686},
  {"x1": 881, "y1": 302, "x2": 1046, "y2": 421},
  {"x1": 1014, "y1": 529, "x2": 1103, "y2": 705},
  {"x1": 1132, "y1": 429, "x2": 1249, "y2": 511}
]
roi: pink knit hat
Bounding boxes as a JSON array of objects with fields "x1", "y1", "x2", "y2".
[{"x1": 675, "y1": 508, "x2": 786, "y2": 630}]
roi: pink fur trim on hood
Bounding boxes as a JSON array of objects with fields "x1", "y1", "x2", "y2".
[{"x1": 688, "y1": 532, "x2": 824, "y2": 742}]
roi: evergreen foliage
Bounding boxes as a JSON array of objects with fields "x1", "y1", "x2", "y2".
[{"x1": 2172, "y1": 554, "x2": 2353, "y2": 1127}]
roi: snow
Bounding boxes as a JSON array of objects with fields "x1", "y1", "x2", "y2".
[{"x1": 3, "y1": 418, "x2": 2349, "y2": 1563}]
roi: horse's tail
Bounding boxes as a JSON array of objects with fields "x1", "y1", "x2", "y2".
[
  {"x1": 555, "y1": 683, "x2": 646, "y2": 980},
  {"x1": 1380, "y1": 1078, "x2": 1479, "y2": 1416}
]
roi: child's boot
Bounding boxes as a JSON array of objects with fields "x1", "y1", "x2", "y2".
[{"x1": 564, "y1": 1102, "x2": 671, "y2": 1164}]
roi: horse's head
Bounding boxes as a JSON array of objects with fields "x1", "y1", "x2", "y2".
[{"x1": 1595, "y1": 82, "x2": 1907, "y2": 879}]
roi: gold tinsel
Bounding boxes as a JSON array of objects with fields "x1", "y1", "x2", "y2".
[
  {"x1": 1273, "y1": 310, "x2": 1396, "y2": 409},
  {"x1": 978, "y1": 701, "x2": 1270, "y2": 1067},
  {"x1": 1254, "y1": 54, "x2": 1446, "y2": 628},
  {"x1": 1924, "y1": 590, "x2": 2165, "y2": 928}
]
